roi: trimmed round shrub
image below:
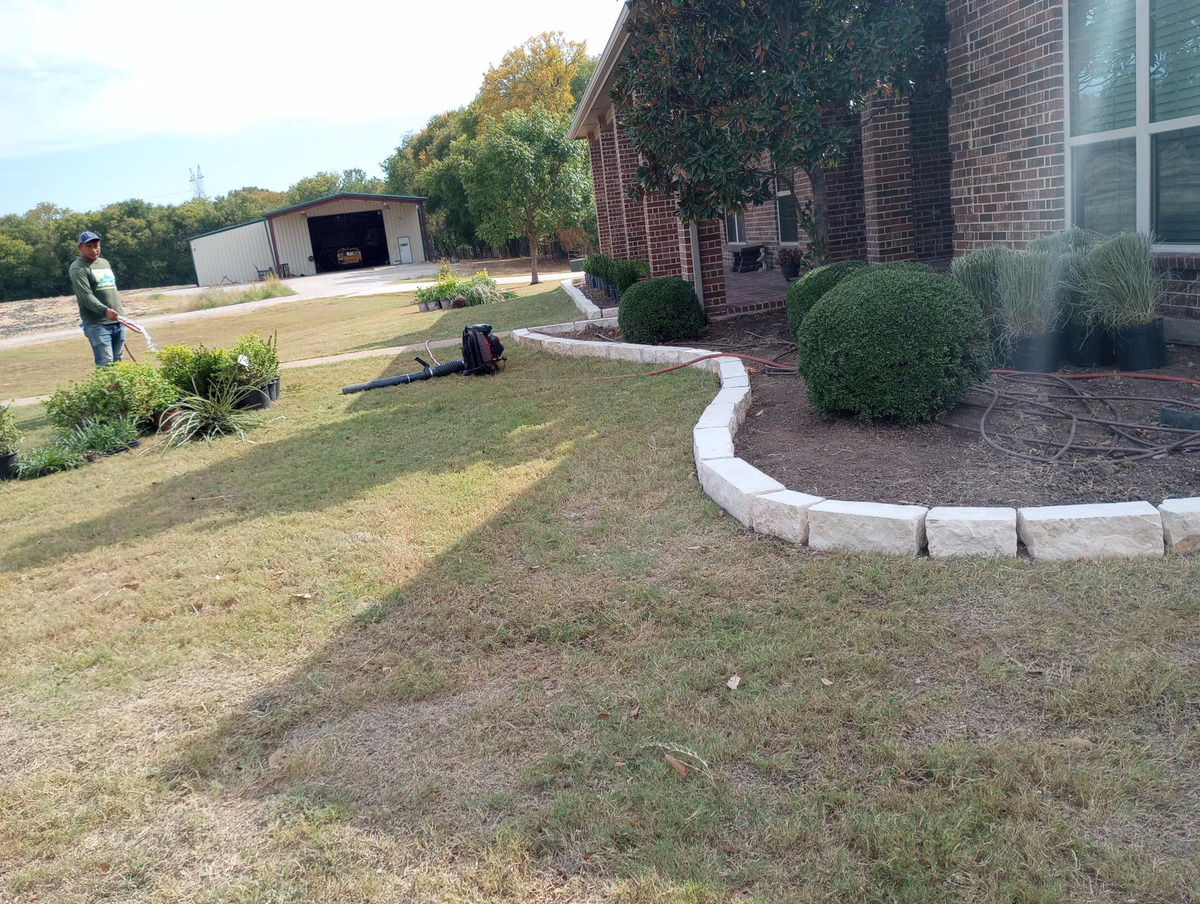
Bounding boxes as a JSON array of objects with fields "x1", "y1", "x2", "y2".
[
  {"x1": 785, "y1": 260, "x2": 867, "y2": 337},
  {"x1": 618, "y1": 277, "x2": 707, "y2": 345},
  {"x1": 797, "y1": 266, "x2": 988, "y2": 424}
]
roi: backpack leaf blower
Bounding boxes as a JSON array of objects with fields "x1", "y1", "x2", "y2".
[{"x1": 341, "y1": 324, "x2": 505, "y2": 394}]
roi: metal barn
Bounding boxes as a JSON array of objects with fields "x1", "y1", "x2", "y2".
[{"x1": 189, "y1": 193, "x2": 431, "y2": 286}]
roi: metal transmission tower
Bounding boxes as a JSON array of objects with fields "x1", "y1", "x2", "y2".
[{"x1": 189, "y1": 166, "x2": 209, "y2": 201}]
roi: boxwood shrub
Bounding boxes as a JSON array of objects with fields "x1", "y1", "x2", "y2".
[
  {"x1": 617, "y1": 277, "x2": 707, "y2": 345},
  {"x1": 797, "y1": 265, "x2": 988, "y2": 424},
  {"x1": 785, "y1": 260, "x2": 867, "y2": 338}
]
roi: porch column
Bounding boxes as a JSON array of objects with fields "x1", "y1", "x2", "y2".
[
  {"x1": 696, "y1": 218, "x2": 727, "y2": 316},
  {"x1": 587, "y1": 132, "x2": 613, "y2": 255},
  {"x1": 617, "y1": 124, "x2": 649, "y2": 261},
  {"x1": 643, "y1": 191, "x2": 682, "y2": 278},
  {"x1": 861, "y1": 97, "x2": 917, "y2": 262},
  {"x1": 599, "y1": 118, "x2": 629, "y2": 258}
]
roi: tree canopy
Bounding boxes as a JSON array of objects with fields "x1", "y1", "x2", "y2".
[
  {"x1": 611, "y1": 0, "x2": 937, "y2": 253},
  {"x1": 466, "y1": 107, "x2": 593, "y2": 283},
  {"x1": 475, "y1": 32, "x2": 591, "y2": 122}
]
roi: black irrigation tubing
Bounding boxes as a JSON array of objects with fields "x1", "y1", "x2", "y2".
[{"x1": 939, "y1": 371, "x2": 1200, "y2": 464}]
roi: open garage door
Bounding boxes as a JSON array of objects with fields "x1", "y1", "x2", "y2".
[{"x1": 307, "y1": 210, "x2": 389, "y2": 273}]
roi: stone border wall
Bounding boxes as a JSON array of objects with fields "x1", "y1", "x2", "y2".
[{"x1": 513, "y1": 325, "x2": 1200, "y2": 559}]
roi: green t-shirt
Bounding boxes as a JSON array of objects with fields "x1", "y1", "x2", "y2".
[{"x1": 70, "y1": 256, "x2": 125, "y2": 326}]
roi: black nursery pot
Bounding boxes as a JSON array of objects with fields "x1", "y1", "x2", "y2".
[
  {"x1": 1113, "y1": 318, "x2": 1168, "y2": 371},
  {"x1": 1063, "y1": 325, "x2": 1114, "y2": 368},
  {"x1": 1009, "y1": 331, "x2": 1060, "y2": 373},
  {"x1": 234, "y1": 387, "x2": 272, "y2": 410},
  {"x1": 0, "y1": 451, "x2": 16, "y2": 481},
  {"x1": 266, "y1": 377, "x2": 280, "y2": 401},
  {"x1": 780, "y1": 262, "x2": 800, "y2": 280}
]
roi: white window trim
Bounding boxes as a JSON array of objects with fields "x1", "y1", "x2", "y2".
[{"x1": 1063, "y1": 0, "x2": 1200, "y2": 253}]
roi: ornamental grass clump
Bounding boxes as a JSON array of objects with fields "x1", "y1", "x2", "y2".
[
  {"x1": 797, "y1": 266, "x2": 988, "y2": 424},
  {"x1": 159, "y1": 382, "x2": 261, "y2": 448},
  {"x1": 617, "y1": 277, "x2": 707, "y2": 345},
  {"x1": 16, "y1": 444, "x2": 86, "y2": 480},
  {"x1": 996, "y1": 251, "x2": 1060, "y2": 339},
  {"x1": 1084, "y1": 231, "x2": 1163, "y2": 330},
  {"x1": 785, "y1": 260, "x2": 868, "y2": 338},
  {"x1": 58, "y1": 418, "x2": 140, "y2": 456}
]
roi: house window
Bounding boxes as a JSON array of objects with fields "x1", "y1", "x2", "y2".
[
  {"x1": 776, "y1": 182, "x2": 799, "y2": 244},
  {"x1": 725, "y1": 209, "x2": 746, "y2": 244},
  {"x1": 1066, "y1": 0, "x2": 1200, "y2": 246}
]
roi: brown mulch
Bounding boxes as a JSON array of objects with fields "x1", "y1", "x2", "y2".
[{"x1": 567, "y1": 309, "x2": 1200, "y2": 507}]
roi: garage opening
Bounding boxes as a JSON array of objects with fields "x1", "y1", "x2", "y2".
[{"x1": 306, "y1": 210, "x2": 389, "y2": 272}]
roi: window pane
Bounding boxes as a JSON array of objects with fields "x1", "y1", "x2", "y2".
[
  {"x1": 1152, "y1": 0, "x2": 1200, "y2": 121},
  {"x1": 1155, "y1": 126, "x2": 1200, "y2": 241},
  {"x1": 1074, "y1": 139, "x2": 1136, "y2": 234},
  {"x1": 777, "y1": 195, "x2": 799, "y2": 244},
  {"x1": 725, "y1": 210, "x2": 745, "y2": 244},
  {"x1": 1070, "y1": 0, "x2": 1137, "y2": 134}
]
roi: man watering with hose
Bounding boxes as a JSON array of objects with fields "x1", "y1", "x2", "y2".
[{"x1": 70, "y1": 230, "x2": 127, "y2": 366}]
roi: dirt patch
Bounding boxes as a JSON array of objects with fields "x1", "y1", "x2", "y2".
[
  {"x1": 0, "y1": 291, "x2": 174, "y2": 340},
  {"x1": 562, "y1": 309, "x2": 1200, "y2": 507}
]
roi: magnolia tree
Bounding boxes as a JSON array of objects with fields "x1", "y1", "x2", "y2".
[
  {"x1": 611, "y1": 0, "x2": 935, "y2": 260},
  {"x1": 466, "y1": 107, "x2": 592, "y2": 284}
]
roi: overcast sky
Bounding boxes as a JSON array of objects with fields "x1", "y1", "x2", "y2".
[{"x1": 0, "y1": 0, "x2": 623, "y2": 216}]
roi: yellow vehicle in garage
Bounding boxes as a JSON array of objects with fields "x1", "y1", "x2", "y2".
[{"x1": 336, "y1": 246, "x2": 363, "y2": 266}]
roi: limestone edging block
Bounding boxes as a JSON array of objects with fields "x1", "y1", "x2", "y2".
[
  {"x1": 697, "y1": 458, "x2": 785, "y2": 527},
  {"x1": 1017, "y1": 501, "x2": 1164, "y2": 560},
  {"x1": 926, "y1": 506, "x2": 1018, "y2": 558},
  {"x1": 1157, "y1": 497, "x2": 1200, "y2": 552},
  {"x1": 561, "y1": 280, "x2": 602, "y2": 320},
  {"x1": 693, "y1": 426, "x2": 736, "y2": 462},
  {"x1": 751, "y1": 490, "x2": 825, "y2": 544},
  {"x1": 808, "y1": 500, "x2": 928, "y2": 555}
]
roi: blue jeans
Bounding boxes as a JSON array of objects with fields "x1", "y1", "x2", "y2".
[{"x1": 82, "y1": 321, "x2": 126, "y2": 366}]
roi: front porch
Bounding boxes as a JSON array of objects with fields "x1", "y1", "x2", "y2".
[{"x1": 722, "y1": 267, "x2": 790, "y2": 317}]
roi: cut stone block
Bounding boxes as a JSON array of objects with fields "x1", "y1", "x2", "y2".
[
  {"x1": 751, "y1": 490, "x2": 825, "y2": 544},
  {"x1": 1017, "y1": 502, "x2": 1164, "y2": 560},
  {"x1": 718, "y1": 358, "x2": 748, "y2": 383},
  {"x1": 693, "y1": 426, "x2": 735, "y2": 462},
  {"x1": 720, "y1": 374, "x2": 750, "y2": 390},
  {"x1": 926, "y1": 506, "x2": 1017, "y2": 558},
  {"x1": 1158, "y1": 497, "x2": 1200, "y2": 553},
  {"x1": 697, "y1": 458, "x2": 785, "y2": 527},
  {"x1": 808, "y1": 500, "x2": 928, "y2": 555},
  {"x1": 695, "y1": 401, "x2": 738, "y2": 434},
  {"x1": 712, "y1": 385, "x2": 751, "y2": 422}
]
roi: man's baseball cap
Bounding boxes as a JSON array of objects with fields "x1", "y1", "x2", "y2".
[{"x1": 78, "y1": 230, "x2": 101, "y2": 244}]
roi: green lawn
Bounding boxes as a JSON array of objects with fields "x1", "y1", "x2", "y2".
[
  {"x1": 1, "y1": 348, "x2": 1198, "y2": 903},
  {"x1": 0, "y1": 283, "x2": 578, "y2": 400}
]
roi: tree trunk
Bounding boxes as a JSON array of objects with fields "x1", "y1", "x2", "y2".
[
  {"x1": 529, "y1": 230, "x2": 540, "y2": 284},
  {"x1": 807, "y1": 165, "x2": 831, "y2": 266}
]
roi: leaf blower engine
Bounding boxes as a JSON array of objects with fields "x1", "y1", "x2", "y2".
[{"x1": 341, "y1": 324, "x2": 506, "y2": 394}]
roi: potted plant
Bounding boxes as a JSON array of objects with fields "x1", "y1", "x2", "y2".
[
  {"x1": 997, "y1": 251, "x2": 1061, "y2": 372},
  {"x1": 1052, "y1": 250, "x2": 1113, "y2": 368},
  {"x1": 0, "y1": 402, "x2": 21, "y2": 480},
  {"x1": 227, "y1": 332, "x2": 280, "y2": 409},
  {"x1": 777, "y1": 246, "x2": 804, "y2": 281},
  {"x1": 1084, "y1": 231, "x2": 1168, "y2": 371}
]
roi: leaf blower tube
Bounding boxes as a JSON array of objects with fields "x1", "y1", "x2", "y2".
[{"x1": 341, "y1": 324, "x2": 505, "y2": 395}]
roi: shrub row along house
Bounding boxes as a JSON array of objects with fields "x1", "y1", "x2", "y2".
[{"x1": 570, "y1": 0, "x2": 1200, "y2": 341}]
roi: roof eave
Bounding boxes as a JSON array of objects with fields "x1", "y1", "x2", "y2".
[{"x1": 568, "y1": 4, "x2": 631, "y2": 141}]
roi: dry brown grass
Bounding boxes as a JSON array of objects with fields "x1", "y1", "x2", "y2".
[{"x1": 2, "y1": 348, "x2": 1199, "y2": 902}]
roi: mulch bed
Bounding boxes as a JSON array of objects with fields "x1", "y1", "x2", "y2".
[{"x1": 564, "y1": 309, "x2": 1200, "y2": 507}]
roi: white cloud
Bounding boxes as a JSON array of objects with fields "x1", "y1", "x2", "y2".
[{"x1": 0, "y1": 0, "x2": 623, "y2": 159}]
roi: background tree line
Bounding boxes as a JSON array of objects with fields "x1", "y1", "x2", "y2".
[{"x1": 0, "y1": 32, "x2": 597, "y2": 302}]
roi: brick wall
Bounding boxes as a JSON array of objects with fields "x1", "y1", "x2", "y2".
[
  {"x1": 861, "y1": 97, "x2": 917, "y2": 262},
  {"x1": 644, "y1": 190, "x2": 682, "y2": 278},
  {"x1": 910, "y1": 83, "x2": 955, "y2": 263},
  {"x1": 616, "y1": 125, "x2": 649, "y2": 261},
  {"x1": 599, "y1": 121, "x2": 629, "y2": 258},
  {"x1": 946, "y1": 0, "x2": 1066, "y2": 251},
  {"x1": 826, "y1": 129, "x2": 867, "y2": 262},
  {"x1": 587, "y1": 134, "x2": 612, "y2": 257}
]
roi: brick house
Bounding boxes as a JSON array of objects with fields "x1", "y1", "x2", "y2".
[{"x1": 569, "y1": 0, "x2": 1200, "y2": 341}]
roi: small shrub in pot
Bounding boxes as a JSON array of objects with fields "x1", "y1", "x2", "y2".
[
  {"x1": 996, "y1": 251, "x2": 1061, "y2": 372},
  {"x1": 617, "y1": 277, "x2": 707, "y2": 345},
  {"x1": 0, "y1": 402, "x2": 22, "y2": 480},
  {"x1": 950, "y1": 245, "x2": 1012, "y2": 365},
  {"x1": 797, "y1": 266, "x2": 988, "y2": 424},
  {"x1": 46, "y1": 363, "x2": 179, "y2": 434},
  {"x1": 1084, "y1": 231, "x2": 1167, "y2": 370}
]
